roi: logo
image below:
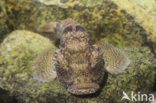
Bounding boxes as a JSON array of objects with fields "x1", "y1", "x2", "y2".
[{"x1": 121, "y1": 91, "x2": 155, "y2": 102}]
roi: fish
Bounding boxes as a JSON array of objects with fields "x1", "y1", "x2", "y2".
[{"x1": 33, "y1": 18, "x2": 130, "y2": 95}]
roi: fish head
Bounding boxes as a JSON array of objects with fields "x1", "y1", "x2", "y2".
[{"x1": 60, "y1": 19, "x2": 91, "y2": 52}]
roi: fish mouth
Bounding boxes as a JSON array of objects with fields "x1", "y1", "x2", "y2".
[{"x1": 67, "y1": 83, "x2": 100, "y2": 95}]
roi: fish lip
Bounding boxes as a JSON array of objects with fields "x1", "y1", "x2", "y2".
[{"x1": 67, "y1": 83, "x2": 100, "y2": 95}]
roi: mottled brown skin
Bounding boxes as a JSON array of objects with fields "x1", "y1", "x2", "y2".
[
  {"x1": 35, "y1": 18, "x2": 130, "y2": 95},
  {"x1": 54, "y1": 19, "x2": 105, "y2": 95}
]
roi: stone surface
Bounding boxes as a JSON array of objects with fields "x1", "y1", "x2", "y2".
[
  {"x1": 0, "y1": 0, "x2": 151, "y2": 48},
  {"x1": 110, "y1": 0, "x2": 156, "y2": 54},
  {"x1": 0, "y1": 1, "x2": 12, "y2": 43},
  {"x1": 0, "y1": 30, "x2": 155, "y2": 103}
]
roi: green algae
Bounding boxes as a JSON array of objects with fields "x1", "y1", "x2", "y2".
[
  {"x1": 0, "y1": 0, "x2": 155, "y2": 54},
  {"x1": 0, "y1": 30, "x2": 155, "y2": 103},
  {"x1": 0, "y1": 1, "x2": 11, "y2": 43},
  {"x1": 111, "y1": 0, "x2": 156, "y2": 51},
  {"x1": 0, "y1": 0, "x2": 148, "y2": 48}
]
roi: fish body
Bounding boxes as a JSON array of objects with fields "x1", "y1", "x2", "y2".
[{"x1": 33, "y1": 18, "x2": 130, "y2": 95}]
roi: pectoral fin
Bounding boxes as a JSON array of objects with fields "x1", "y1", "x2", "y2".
[
  {"x1": 33, "y1": 47, "x2": 57, "y2": 82},
  {"x1": 96, "y1": 42, "x2": 130, "y2": 74}
]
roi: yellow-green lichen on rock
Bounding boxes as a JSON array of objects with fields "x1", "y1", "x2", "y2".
[{"x1": 0, "y1": 30, "x2": 155, "y2": 103}]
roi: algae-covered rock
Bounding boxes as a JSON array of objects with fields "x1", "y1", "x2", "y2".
[
  {"x1": 0, "y1": 1, "x2": 12, "y2": 43},
  {"x1": 0, "y1": 30, "x2": 155, "y2": 103},
  {"x1": 0, "y1": 88, "x2": 17, "y2": 103},
  {"x1": 110, "y1": 0, "x2": 156, "y2": 54},
  {"x1": 110, "y1": 0, "x2": 156, "y2": 36},
  {"x1": 0, "y1": 0, "x2": 151, "y2": 48}
]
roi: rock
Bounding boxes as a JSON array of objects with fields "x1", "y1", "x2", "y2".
[
  {"x1": 0, "y1": 1, "x2": 12, "y2": 43},
  {"x1": 0, "y1": 88, "x2": 17, "y2": 103},
  {"x1": 0, "y1": 0, "x2": 151, "y2": 48},
  {"x1": 0, "y1": 30, "x2": 155, "y2": 103},
  {"x1": 110, "y1": 0, "x2": 156, "y2": 51}
]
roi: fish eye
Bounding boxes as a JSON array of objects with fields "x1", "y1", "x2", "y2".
[
  {"x1": 62, "y1": 26, "x2": 72, "y2": 34},
  {"x1": 76, "y1": 25, "x2": 86, "y2": 32}
]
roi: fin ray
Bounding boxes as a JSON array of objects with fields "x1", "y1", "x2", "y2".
[
  {"x1": 96, "y1": 42, "x2": 130, "y2": 74},
  {"x1": 33, "y1": 47, "x2": 57, "y2": 82}
]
